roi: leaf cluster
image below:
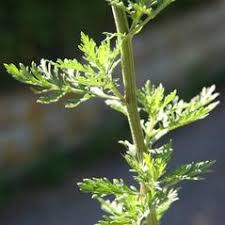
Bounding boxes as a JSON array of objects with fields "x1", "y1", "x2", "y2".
[
  {"x1": 79, "y1": 81, "x2": 219, "y2": 224},
  {"x1": 138, "y1": 81, "x2": 219, "y2": 145},
  {"x1": 79, "y1": 140, "x2": 215, "y2": 224},
  {"x1": 108, "y1": 0, "x2": 176, "y2": 35},
  {"x1": 4, "y1": 33, "x2": 122, "y2": 108}
]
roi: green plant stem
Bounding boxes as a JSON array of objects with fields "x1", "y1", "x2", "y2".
[
  {"x1": 112, "y1": 5, "x2": 145, "y2": 162},
  {"x1": 147, "y1": 209, "x2": 158, "y2": 225},
  {"x1": 112, "y1": 5, "x2": 158, "y2": 225}
]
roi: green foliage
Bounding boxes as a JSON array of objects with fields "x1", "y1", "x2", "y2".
[
  {"x1": 138, "y1": 81, "x2": 219, "y2": 144},
  {"x1": 4, "y1": 0, "x2": 219, "y2": 225},
  {"x1": 79, "y1": 140, "x2": 215, "y2": 224},
  {"x1": 4, "y1": 33, "x2": 122, "y2": 108},
  {"x1": 163, "y1": 160, "x2": 216, "y2": 186},
  {"x1": 78, "y1": 177, "x2": 136, "y2": 197},
  {"x1": 108, "y1": 0, "x2": 176, "y2": 35}
]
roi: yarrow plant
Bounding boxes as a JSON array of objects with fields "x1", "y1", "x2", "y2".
[{"x1": 4, "y1": 0, "x2": 219, "y2": 224}]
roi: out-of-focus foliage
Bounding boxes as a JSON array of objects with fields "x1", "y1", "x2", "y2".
[{"x1": 0, "y1": 0, "x2": 110, "y2": 58}]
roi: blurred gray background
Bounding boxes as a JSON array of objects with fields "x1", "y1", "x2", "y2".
[{"x1": 0, "y1": 0, "x2": 225, "y2": 224}]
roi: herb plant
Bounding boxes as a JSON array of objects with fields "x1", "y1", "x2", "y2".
[{"x1": 4, "y1": 0, "x2": 219, "y2": 224}]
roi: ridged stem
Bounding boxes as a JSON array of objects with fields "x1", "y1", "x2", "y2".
[
  {"x1": 112, "y1": 5, "x2": 158, "y2": 225},
  {"x1": 112, "y1": 5, "x2": 145, "y2": 162}
]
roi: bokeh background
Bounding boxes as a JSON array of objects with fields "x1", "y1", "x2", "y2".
[{"x1": 0, "y1": 0, "x2": 225, "y2": 224}]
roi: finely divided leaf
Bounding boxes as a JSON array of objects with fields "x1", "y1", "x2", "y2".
[
  {"x1": 78, "y1": 177, "x2": 136, "y2": 197},
  {"x1": 37, "y1": 91, "x2": 66, "y2": 104},
  {"x1": 5, "y1": 33, "x2": 122, "y2": 108},
  {"x1": 163, "y1": 160, "x2": 216, "y2": 186},
  {"x1": 139, "y1": 81, "x2": 219, "y2": 143}
]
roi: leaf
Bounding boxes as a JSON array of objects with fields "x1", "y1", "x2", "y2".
[
  {"x1": 150, "y1": 142, "x2": 173, "y2": 179},
  {"x1": 139, "y1": 81, "x2": 220, "y2": 143},
  {"x1": 37, "y1": 91, "x2": 66, "y2": 104},
  {"x1": 108, "y1": 0, "x2": 176, "y2": 35},
  {"x1": 93, "y1": 192, "x2": 147, "y2": 225},
  {"x1": 5, "y1": 33, "x2": 121, "y2": 108},
  {"x1": 163, "y1": 160, "x2": 216, "y2": 186},
  {"x1": 79, "y1": 32, "x2": 98, "y2": 66},
  {"x1": 155, "y1": 188, "x2": 179, "y2": 220},
  {"x1": 124, "y1": 151, "x2": 160, "y2": 190},
  {"x1": 150, "y1": 141, "x2": 173, "y2": 165},
  {"x1": 105, "y1": 99, "x2": 127, "y2": 115},
  {"x1": 78, "y1": 177, "x2": 136, "y2": 197},
  {"x1": 57, "y1": 32, "x2": 121, "y2": 93},
  {"x1": 57, "y1": 58, "x2": 86, "y2": 72},
  {"x1": 65, "y1": 94, "x2": 92, "y2": 108},
  {"x1": 4, "y1": 63, "x2": 41, "y2": 85}
]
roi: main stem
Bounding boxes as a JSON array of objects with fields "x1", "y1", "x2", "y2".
[
  {"x1": 112, "y1": 6, "x2": 158, "y2": 225},
  {"x1": 112, "y1": 6, "x2": 145, "y2": 162}
]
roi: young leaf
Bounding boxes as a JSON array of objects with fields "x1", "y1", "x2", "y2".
[
  {"x1": 109, "y1": 0, "x2": 176, "y2": 35},
  {"x1": 65, "y1": 94, "x2": 92, "y2": 108},
  {"x1": 139, "y1": 81, "x2": 219, "y2": 144},
  {"x1": 78, "y1": 177, "x2": 136, "y2": 197},
  {"x1": 154, "y1": 188, "x2": 179, "y2": 220},
  {"x1": 37, "y1": 91, "x2": 66, "y2": 104},
  {"x1": 162, "y1": 160, "x2": 216, "y2": 187},
  {"x1": 4, "y1": 33, "x2": 122, "y2": 108}
]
